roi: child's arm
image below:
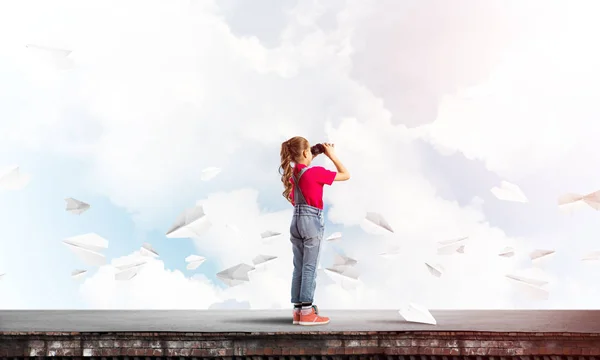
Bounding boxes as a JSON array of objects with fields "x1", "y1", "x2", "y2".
[{"x1": 323, "y1": 143, "x2": 350, "y2": 181}]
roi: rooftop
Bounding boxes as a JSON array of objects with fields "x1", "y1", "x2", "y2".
[{"x1": 1, "y1": 309, "x2": 599, "y2": 333}]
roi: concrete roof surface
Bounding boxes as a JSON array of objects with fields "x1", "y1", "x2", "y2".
[{"x1": 1, "y1": 310, "x2": 599, "y2": 333}]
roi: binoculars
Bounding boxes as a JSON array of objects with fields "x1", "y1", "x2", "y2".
[{"x1": 310, "y1": 143, "x2": 326, "y2": 156}]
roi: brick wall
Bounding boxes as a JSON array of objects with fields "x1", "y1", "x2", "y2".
[{"x1": 1, "y1": 331, "x2": 600, "y2": 358}]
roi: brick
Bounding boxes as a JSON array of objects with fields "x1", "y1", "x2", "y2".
[{"x1": 326, "y1": 340, "x2": 342, "y2": 347}]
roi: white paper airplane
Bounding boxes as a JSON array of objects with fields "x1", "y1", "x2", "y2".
[
  {"x1": 498, "y1": 246, "x2": 515, "y2": 257},
  {"x1": 425, "y1": 262, "x2": 444, "y2": 278},
  {"x1": 63, "y1": 233, "x2": 108, "y2": 266},
  {"x1": 316, "y1": 265, "x2": 336, "y2": 286},
  {"x1": 326, "y1": 232, "x2": 342, "y2": 241},
  {"x1": 65, "y1": 198, "x2": 90, "y2": 215},
  {"x1": 260, "y1": 230, "x2": 282, "y2": 239},
  {"x1": 71, "y1": 269, "x2": 87, "y2": 279},
  {"x1": 140, "y1": 243, "x2": 159, "y2": 257},
  {"x1": 0, "y1": 166, "x2": 30, "y2": 190},
  {"x1": 490, "y1": 181, "x2": 528, "y2": 203},
  {"x1": 582, "y1": 251, "x2": 600, "y2": 261},
  {"x1": 185, "y1": 255, "x2": 206, "y2": 270},
  {"x1": 505, "y1": 274, "x2": 549, "y2": 300},
  {"x1": 252, "y1": 254, "x2": 278, "y2": 266},
  {"x1": 325, "y1": 265, "x2": 360, "y2": 280},
  {"x1": 114, "y1": 260, "x2": 147, "y2": 281},
  {"x1": 398, "y1": 303, "x2": 437, "y2": 325},
  {"x1": 333, "y1": 253, "x2": 358, "y2": 267},
  {"x1": 365, "y1": 212, "x2": 394, "y2": 233},
  {"x1": 166, "y1": 205, "x2": 212, "y2": 239},
  {"x1": 529, "y1": 249, "x2": 555, "y2": 261},
  {"x1": 558, "y1": 191, "x2": 600, "y2": 212},
  {"x1": 505, "y1": 274, "x2": 548, "y2": 287},
  {"x1": 216, "y1": 263, "x2": 255, "y2": 287},
  {"x1": 200, "y1": 167, "x2": 221, "y2": 181},
  {"x1": 379, "y1": 246, "x2": 402, "y2": 258},
  {"x1": 436, "y1": 237, "x2": 468, "y2": 255},
  {"x1": 25, "y1": 44, "x2": 73, "y2": 70}
]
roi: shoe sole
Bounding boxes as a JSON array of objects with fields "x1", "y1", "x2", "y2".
[
  {"x1": 293, "y1": 321, "x2": 299, "y2": 324},
  {"x1": 298, "y1": 320, "x2": 330, "y2": 325}
]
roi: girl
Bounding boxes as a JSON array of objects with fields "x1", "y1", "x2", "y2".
[{"x1": 279, "y1": 136, "x2": 350, "y2": 326}]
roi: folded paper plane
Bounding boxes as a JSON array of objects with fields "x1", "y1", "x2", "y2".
[
  {"x1": 326, "y1": 232, "x2": 342, "y2": 241},
  {"x1": 498, "y1": 247, "x2": 515, "y2": 257},
  {"x1": 582, "y1": 251, "x2": 600, "y2": 260},
  {"x1": 379, "y1": 246, "x2": 402, "y2": 258},
  {"x1": 491, "y1": 181, "x2": 528, "y2": 203},
  {"x1": 260, "y1": 230, "x2": 281, "y2": 239},
  {"x1": 114, "y1": 260, "x2": 147, "y2": 281},
  {"x1": 425, "y1": 262, "x2": 444, "y2": 278},
  {"x1": 399, "y1": 303, "x2": 437, "y2": 325},
  {"x1": 26, "y1": 44, "x2": 74, "y2": 70},
  {"x1": 71, "y1": 269, "x2": 87, "y2": 279},
  {"x1": 65, "y1": 198, "x2": 90, "y2": 215},
  {"x1": 252, "y1": 254, "x2": 277, "y2": 266},
  {"x1": 437, "y1": 237, "x2": 467, "y2": 255},
  {"x1": 0, "y1": 166, "x2": 30, "y2": 190},
  {"x1": 333, "y1": 253, "x2": 358, "y2": 267},
  {"x1": 505, "y1": 274, "x2": 549, "y2": 300},
  {"x1": 185, "y1": 255, "x2": 206, "y2": 270},
  {"x1": 558, "y1": 191, "x2": 600, "y2": 211},
  {"x1": 63, "y1": 233, "x2": 108, "y2": 266},
  {"x1": 365, "y1": 212, "x2": 394, "y2": 233},
  {"x1": 166, "y1": 205, "x2": 211, "y2": 239},
  {"x1": 140, "y1": 243, "x2": 159, "y2": 257},
  {"x1": 529, "y1": 249, "x2": 555, "y2": 261},
  {"x1": 505, "y1": 274, "x2": 548, "y2": 287},
  {"x1": 201, "y1": 167, "x2": 221, "y2": 181},
  {"x1": 325, "y1": 265, "x2": 360, "y2": 280},
  {"x1": 216, "y1": 263, "x2": 255, "y2": 287}
]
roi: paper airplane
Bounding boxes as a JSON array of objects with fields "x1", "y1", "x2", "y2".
[
  {"x1": 326, "y1": 232, "x2": 342, "y2": 241},
  {"x1": 140, "y1": 243, "x2": 159, "y2": 257},
  {"x1": 505, "y1": 274, "x2": 549, "y2": 300},
  {"x1": 425, "y1": 262, "x2": 444, "y2": 278},
  {"x1": 529, "y1": 249, "x2": 555, "y2": 261},
  {"x1": 216, "y1": 263, "x2": 255, "y2": 287},
  {"x1": 65, "y1": 198, "x2": 90, "y2": 215},
  {"x1": 166, "y1": 205, "x2": 212, "y2": 239},
  {"x1": 63, "y1": 233, "x2": 108, "y2": 266},
  {"x1": 399, "y1": 303, "x2": 437, "y2": 325},
  {"x1": 323, "y1": 267, "x2": 360, "y2": 289},
  {"x1": 201, "y1": 167, "x2": 221, "y2": 181},
  {"x1": 365, "y1": 212, "x2": 394, "y2": 233},
  {"x1": 316, "y1": 265, "x2": 336, "y2": 286},
  {"x1": 582, "y1": 251, "x2": 600, "y2": 260},
  {"x1": 252, "y1": 254, "x2": 278, "y2": 266},
  {"x1": 0, "y1": 166, "x2": 30, "y2": 190},
  {"x1": 505, "y1": 274, "x2": 548, "y2": 287},
  {"x1": 25, "y1": 44, "x2": 73, "y2": 70},
  {"x1": 379, "y1": 246, "x2": 402, "y2": 258},
  {"x1": 437, "y1": 237, "x2": 468, "y2": 255},
  {"x1": 71, "y1": 269, "x2": 87, "y2": 279},
  {"x1": 185, "y1": 255, "x2": 206, "y2": 270},
  {"x1": 325, "y1": 265, "x2": 360, "y2": 280},
  {"x1": 114, "y1": 260, "x2": 147, "y2": 281},
  {"x1": 498, "y1": 247, "x2": 515, "y2": 257},
  {"x1": 260, "y1": 230, "x2": 281, "y2": 239},
  {"x1": 558, "y1": 191, "x2": 600, "y2": 211},
  {"x1": 491, "y1": 181, "x2": 528, "y2": 203},
  {"x1": 333, "y1": 253, "x2": 358, "y2": 267}
]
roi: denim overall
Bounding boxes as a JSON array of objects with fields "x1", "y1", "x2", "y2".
[{"x1": 290, "y1": 166, "x2": 325, "y2": 304}]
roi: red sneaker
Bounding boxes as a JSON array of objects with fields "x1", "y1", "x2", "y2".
[
  {"x1": 299, "y1": 305, "x2": 330, "y2": 326},
  {"x1": 293, "y1": 309, "x2": 300, "y2": 324}
]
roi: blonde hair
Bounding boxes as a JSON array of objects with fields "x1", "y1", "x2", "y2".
[{"x1": 279, "y1": 136, "x2": 309, "y2": 203}]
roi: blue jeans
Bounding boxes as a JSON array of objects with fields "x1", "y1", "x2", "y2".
[{"x1": 290, "y1": 204, "x2": 325, "y2": 304}]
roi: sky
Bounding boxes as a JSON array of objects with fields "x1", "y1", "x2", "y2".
[{"x1": 1, "y1": 0, "x2": 600, "y2": 310}]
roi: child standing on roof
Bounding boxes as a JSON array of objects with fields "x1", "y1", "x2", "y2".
[{"x1": 279, "y1": 136, "x2": 350, "y2": 326}]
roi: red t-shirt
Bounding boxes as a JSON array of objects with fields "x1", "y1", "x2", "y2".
[{"x1": 290, "y1": 164, "x2": 337, "y2": 209}]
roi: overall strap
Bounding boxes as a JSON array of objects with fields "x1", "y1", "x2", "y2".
[{"x1": 292, "y1": 166, "x2": 311, "y2": 205}]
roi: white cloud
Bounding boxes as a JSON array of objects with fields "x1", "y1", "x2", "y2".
[{"x1": 4, "y1": 0, "x2": 600, "y2": 310}]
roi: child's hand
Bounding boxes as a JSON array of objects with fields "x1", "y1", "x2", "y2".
[{"x1": 323, "y1": 143, "x2": 336, "y2": 158}]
